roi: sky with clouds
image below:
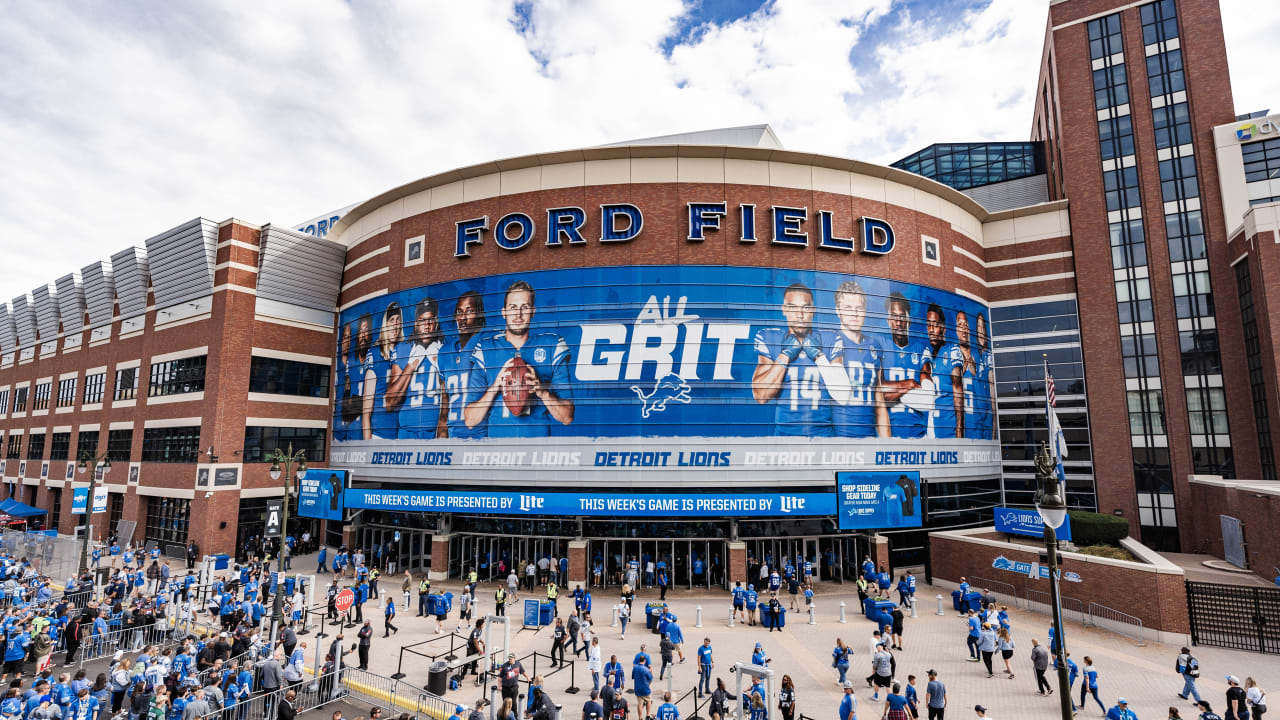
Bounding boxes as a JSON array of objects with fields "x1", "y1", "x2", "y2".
[{"x1": 1, "y1": 0, "x2": 1277, "y2": 300}]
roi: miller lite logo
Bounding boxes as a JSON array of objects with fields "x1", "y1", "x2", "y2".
[
  {"x1": 518, "y1": 494, "x2": 544, "y2": 512},
  {"x1": 779, "y1": 495, "x2": 806, "y2": 513}
]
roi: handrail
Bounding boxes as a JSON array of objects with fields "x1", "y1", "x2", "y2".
[
  {"x1": 1025, "y1": 589, "x2": 1088, "y2": 626},
  {"x1": 1086, "y1": 601, "x2": 1145, "y2": 646},
  {"x1": 963, "y1": 576, "x2": 1019, "y2": 609}
]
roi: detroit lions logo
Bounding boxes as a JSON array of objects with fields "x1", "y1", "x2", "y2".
[{"x1": 630, "y1": 373, "x2": 693, "y2": 418}]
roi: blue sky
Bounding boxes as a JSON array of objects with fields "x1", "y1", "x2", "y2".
[{"x1": 0, "y1": 0, "x2": 1276, "y2": 295}]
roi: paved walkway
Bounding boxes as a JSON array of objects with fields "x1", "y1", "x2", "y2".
[{"x1": 292, "y1": 570, "x2": 1280, "y2": 720}]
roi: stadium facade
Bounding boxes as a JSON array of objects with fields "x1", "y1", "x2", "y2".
[{"x1": 0, "y1": 0, "x2": 1271, "y2": 583}]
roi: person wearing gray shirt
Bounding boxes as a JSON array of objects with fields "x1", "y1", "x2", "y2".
[
  {"x1": 260, "y1": 656, "x2": 285, "y2": 693},
  {"x1": 202, "y1": 680, "x2": 224, "y2": 711},
  {"x1": 181, "y1": 691, "x2": 211, "y2": 720},
  {"x1": 925, "y1": 670, "x2": 946, "y2": 720}
]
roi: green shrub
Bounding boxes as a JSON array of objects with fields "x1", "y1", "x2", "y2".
[{"x1": 1069, "y1": 511, "x2": 1129, "y2": 547}]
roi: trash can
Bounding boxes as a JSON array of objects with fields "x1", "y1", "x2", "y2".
[
  {"x1": 427, "y1": 661, "x2": 449, "y2": 696},
  {"x1": 762, "y1": 608, "x2": 786, "y2": 629},
  {"x1": 873, "y1": 600, "x2": 897, "y2": 617},
  {"x1": 213, "y1": 554, "x2": 230, "y2": 571},
  {"x1": 951, "y1": 590, "x2": 963, "y2": 612},
  {"x1": 645, "y1": 603, "x2": 664, "y2": 630},
  {"x1": 963, "y1": 592, "x2": 983, "y2": 613},
  {"x1": 539, "y1": 601, "x2": 554, "y2": 625}
]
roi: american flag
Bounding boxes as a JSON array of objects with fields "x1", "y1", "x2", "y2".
[{"x1": 1047, "y1": 372, "x2": 1056, "y2": 407}]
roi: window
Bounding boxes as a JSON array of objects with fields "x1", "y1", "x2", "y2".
[
  {"x1": 1127, "y1": 390, "x2": 1166, "y2": 436},
  {"x1": 6, "y1": 436, "x2": 21, "y2": 460},
  {"x1": 1236, "y1": 259, "x2": 1275, "y2": 479},
  {"x1": 1186, "y1": 388, "x2": 1229, "y2": 436},
  {"x1": 242, "y1": 426, "x2": 326, "y2": 463},
  {"x1": 56, "y1": 378, "x2": 77, "y2": 409},
  {"x1": 77, "y1": 430, "x2": 99, "y2": 461},
  {"x1": 108, "y1": 492, "x2": 124, "y2": 531},
  {"x1": 0, "y1": 390, "x2": 7, "y2": 415},
  {"x1": 49, "y1": 433, "x2": 71, "y2": 461},
  {"x1": 148, "y1": 356, "x2": 207, "y2": 398},
  {"x1": 114, "y1": 368, "x2": 138, "y2": 401},
  {"x1": 1242, "y1": 138, "x2": 1280, "y2": 183},
  {"x1": 144, "y1": 497, "x2": 190, "y2": 546},
  {"x1": 48, "y1": 487, "x2": 62, "y2": 523},
  {"x1": 141, "y1": 426, "x2": 201, "y2": 463},
  {"x1": 248, "y1": 357, "x2": 331, "y2": 398},
  {"x1": 106, "y1": 429, "x2": 133, "y2": 463},
  {"x1": 11, "y1": 387, "x2": 26, "y2": 413},
  {"x1": 26, "y1": 433, "x2": 45, "y2": 461},
  {"x1": 82, "y1": 373, "x2": 105, "y2": 405},
  {"x1": 32, "y1": 383, "x2": 51, "y2": 411}
]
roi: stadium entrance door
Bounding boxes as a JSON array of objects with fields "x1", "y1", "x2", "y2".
[
  {"x1": 743, "y1": 535, "x2": 861, "y2": 584},
  {"x1": 356, "y1": 525, "x2": 432, "y2": 574},
  {"x1": 586, "y1": 538, "x2": 728, "y2": 591},
  {"x1": 454, "y1": 535, "x2": 571, "y2": 582}
]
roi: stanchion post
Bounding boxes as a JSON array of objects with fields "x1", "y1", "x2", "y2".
[
  {"x1": 910, "y1": 596, "x2": 917, "y2": 619},
  {"x1": 695, "y1": 606, "x2": 702, "y2": 628},
  {"x1": 611, "y1": 605, "x2": 618, "y2": 628},
  {"x1": 807, "y1": 606, "x2": 815, "y2": 625},
  {"x1": 391, "y1": 646, "x2": 407, "y2": 680},
  {"x1": 728, "y1": 606, "x2": 735, "y2": 628},
  {"x1": 838, "y1": 602, "x2": 846, "y2": 624},
  {"x1": 565, "y1": 659, "x2": 579, "y2": 695},
  {"x1": 935, "y1": 595, "x2": 944, "y2": 616}
]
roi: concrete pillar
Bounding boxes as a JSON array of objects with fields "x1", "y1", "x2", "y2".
[
  {"x1": 429, "y1": 534, "x2": 452, "y2": 581},
  {"x1": 728, "y1": 541, "x2": 747, "y2": 585},
  {"x1": 568, "y1": 540, "x2": 587, "y2": 588}
]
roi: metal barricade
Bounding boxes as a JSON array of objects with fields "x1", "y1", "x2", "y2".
[
  {"x1": 964, "y1": 577, "x2": 1019, "y2": 609},
  {"x1": 1086, "y1": 602, "x2": 1146, "y2": 646},
  {"x1": 341, "y1": 666, "x2": 456, "y2": 719},
  {"x1": 1024, "y1": 589, "x2": 1088, "y2": 625},
  {"x1": 190, "y1": 667, "x2": 345, "y2": 720},
  {"x1": 79, "y1": 622, "x2": 178, "y2": 665}
]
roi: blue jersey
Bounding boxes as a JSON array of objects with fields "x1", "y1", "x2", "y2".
[
  {"x1": 931, "y1": 344, "x2": 973, "y2": 440},
  {"x1": 398, "y1": 340, "x2": 445, "y2": 439},
  {"x1": 752, "y1": 328, "x2": 835, "y2": 436},
  {"x1": 467, "y1": 331, "x2": 572, "y2": 437},
  {"x1": 830, "y1": 331, "x2": 884, "y2": 438},
  {"x1": 882, "y1": 337, "x2": 933, "y2": 439},
  {"x1": 970, "y1": 348, "x2": 994, "y2": 440},
  {"x1": 439, "y1": 334, "x2": 485, "y2": 439},
  {"x1": 372, "y1": 341, "x2": 411, "y2": 438}
]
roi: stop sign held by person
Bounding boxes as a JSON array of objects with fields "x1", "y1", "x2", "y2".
[{"x1": 334, "y1": 588, "x2": 355, "y2": 615}]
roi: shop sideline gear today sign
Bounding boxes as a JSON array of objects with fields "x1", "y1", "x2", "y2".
[
  {"x1": 70, "y1": 487, "x2": 108, "y2": 514},
  {"x1": 330, "y1": 264, "x2": 1000, "y2": 484},
  {"x1": 993, "y1": 506, "x2": 1073, "y2": 542},
  {"x1": 836, "y1": 471, "x2": 922, "y2": 529},
  {"x1": 297, "y1": 470, "x2": 348, "y2": 521}
]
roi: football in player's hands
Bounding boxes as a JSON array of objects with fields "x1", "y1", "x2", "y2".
[
  {"x1": 780, "y1": 334, "x2": 803, "y2": 361},
  {"x1": 801, "y1": 333, "x2": 824, "y2": 361},
  {"x1": 502, "y1": 356, "x2": 532, "y2": 416}
]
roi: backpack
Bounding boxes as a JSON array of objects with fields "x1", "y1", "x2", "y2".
[{"x1": 449, "y1": 675, "x2": 461, "y2": 691}]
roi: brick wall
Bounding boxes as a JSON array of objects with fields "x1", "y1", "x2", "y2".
[
  {"x1": 1186, "y1": 477, "x2": 1280, "y2": 581},
  {"x1": 930, "y1": 528, "x2": 1189, "y2": 634}
]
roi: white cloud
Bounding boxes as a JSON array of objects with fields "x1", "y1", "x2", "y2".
[{"x1": 0, "y1": 0, "x2": 1276, "y2": 301}]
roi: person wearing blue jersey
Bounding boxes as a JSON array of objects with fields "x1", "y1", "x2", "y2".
[
  {"x1": 972, "y1": 314, "x2": 995, "y2": 440},
  {"x1": 928, "y1": 306, "x2": 975, "y2": 440},
  {"x1": 336, "y1": 321, "x2": 363, "y2": 441},
  {"x1": 751, "y1": 283, "x2": 839, "y2": 437},
  {"x1": 465, "y1": 281, "x2": 575, "y2": 436},
  {"x1": 437, "y1": 291, "x2": 487, "y2": 439},
  {"x1": 880, "y1": 293, "x2": 934, "y2": 438},
  {"x1": 829, "y1": 281, "x2": 889, "y2": 438},
  {"x1": 371, "y1": 302, "x2": 413, "y2": 438},
  {"x1": 395, "y1": 298, "x2": 448, "y2": 439},
  {"x1": 350, "y1": 314, "x2": 386, "y2": 441}
]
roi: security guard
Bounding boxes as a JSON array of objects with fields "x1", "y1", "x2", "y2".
[
  {"x1": 495, "y1": 585, "x2": 507, "y2": 617},
  {"x1": 467, "y1": 569, "x2": 479, "y2": 598},
  {"x1": 418, "y1": 577, "x2": 432, "y2": 617},
  {"x1": 546, "y1": 581, "x2": 559, "y2": 616}
]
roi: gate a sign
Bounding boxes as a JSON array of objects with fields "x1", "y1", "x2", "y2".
[
  {"x1": 264, "y1": 500, "x2": 283, "y2": 538},
  {"x1": 334, "y1": 588, "x2": 355, "y2": 615}
]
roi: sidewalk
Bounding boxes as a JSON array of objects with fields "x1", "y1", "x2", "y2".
[{"x1": 288, "y1": 559, "x2": 1279, "y2": 720}]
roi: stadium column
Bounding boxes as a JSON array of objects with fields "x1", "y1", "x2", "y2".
[
  {"x1": 728, "y1": 541, "x2": 746, "y2": 586},
  {"x1": 872, "y1": 535, "x2": 891, "y2": 577},
  {"x1": 568, "y1": 540, "x2": 587, "y2": 588},
  {"x1": 430, "y1": 534, "x2": 451, "y2": 581}
]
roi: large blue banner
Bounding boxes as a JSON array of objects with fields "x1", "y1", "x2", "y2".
[
  {"x1": 836, "y1": 471, "x2": 922, "y2": 529},
  {"x1": 330, "y1": 264, "x2": 1000, "y2": 482},
  {"x1": 344, "y1": 487, "x2": 833, "y2": 517},
  {"x1": 993, "y1": 506, "x2": 1072, "y2": 542},
  {"x1": 297, "y1": 470, "x2": 348, "y2": 521}
]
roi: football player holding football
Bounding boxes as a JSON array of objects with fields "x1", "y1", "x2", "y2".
[
  {"x1": 751, "y1": 282, "x2": 840, "y2": 437},
  {"x1": 372, "y1": 302, "x2": 413, "y2": 438},
  {"x1": 827, "y1": 280, "x2": 889, "y2": 438},
  {"x1": 972, "y1": 313, "x2": 995, "y2": 440},
  {"x1": 464, "y1": 280, "x2": 575, "y2": 436},
  {"x1": 354, "y1": 312, "x2": 385, "y2": 441},
  {"x1": 394, "y1": 297, "x2": 448, "y2": 439},
  {"x1": 879, "y1": 293, "x2": 934, "y2": 439}
]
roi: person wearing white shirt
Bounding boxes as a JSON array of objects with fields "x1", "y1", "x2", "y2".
[{"x1": 588, "y1": 637, "x2": 603, "y2": 693}]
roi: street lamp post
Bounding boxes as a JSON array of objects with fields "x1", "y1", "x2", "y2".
[
  {"x1": 75, "y1": 451, "x2": 112, "y2": 577},
  {"x1": 267, "y1": 443, "x2": 308, "y2": 648},
  {"x1": 1033, "y1": 442, "x2": 1072, "y2": 720}
]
